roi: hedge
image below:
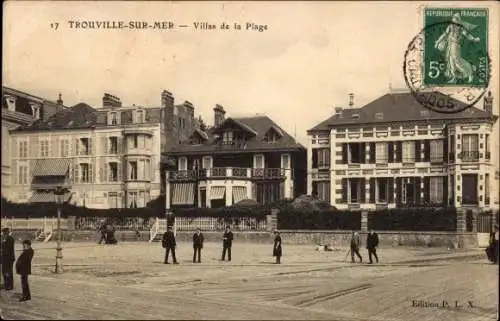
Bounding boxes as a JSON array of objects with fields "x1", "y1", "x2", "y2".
[
  {"x1": 277, "y1": 210, "x2": 361, "y2": 230},
  {"x1": 367, "y1": 208, "x2": 457, "y2": 232}
]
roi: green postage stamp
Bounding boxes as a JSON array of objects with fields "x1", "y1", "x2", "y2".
[
  {"x1": 423, "y1": 7, "x2": 489, "y2": 87},
  {"x1": 403, "y1": 7, "x2": 490, "y2": 113}
]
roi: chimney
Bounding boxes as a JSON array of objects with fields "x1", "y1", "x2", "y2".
[
  {"x1": 213, "y1": 104, "x2": 226, "y2": 127},
  {"x1": 484, "y1": 91, "x2": 493, "y2": 115},
  {"x1": 348, "y1": 93, "x2": 354, "y2": 107},
  {"x1": 102, "y1": 93, "x2": 122, "y2": 108},
  {"x1": 57, "y1": 93, "x2": 63, "y2": 105}
]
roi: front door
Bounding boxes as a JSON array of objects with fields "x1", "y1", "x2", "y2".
[
  {"x1": 200, "y1": 188, "x2": 206, "y2": 208},
  {"x1": 462, "y1": 174, "x2": 478, "y2": 205}
]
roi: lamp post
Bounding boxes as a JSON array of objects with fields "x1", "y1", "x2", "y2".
[{"x1": 54, "y1": 186, "x2": 66, "y2": 273}]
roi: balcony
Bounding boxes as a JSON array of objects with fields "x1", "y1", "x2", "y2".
[
  {"x1": 459, "y1": 151, "x2": 479, "y2": 162},
  {"x1": 214, "y1": 140, "x2": 247, "y2": 150},
  {"x1": 167, "y1": 167, "x2": 285, "y2": 182}
]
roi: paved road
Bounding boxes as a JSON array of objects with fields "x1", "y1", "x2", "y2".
[{"x1": 0, "y1": 242, "x2": 497, "y2": 320}]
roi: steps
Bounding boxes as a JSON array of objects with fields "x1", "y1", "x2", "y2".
[{"x1": 150, "y1": 233, "x2": 163, "y2": 243}]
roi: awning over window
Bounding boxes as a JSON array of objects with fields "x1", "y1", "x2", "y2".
[
  {"x1": 232, "y1": 186, "x2": 247, "y2": 204},
  {"x1": 33, "y1": 159, "x2": 71, "y2": 177},
  {"x1": 171, "y1": 183, "x2": 195, "y2": 205},
  {"x1": 210, "y1": 186, "x2": 226, "y2": 200},
  {"x1": 29, "y1": 191, "x2": 72, "y2": 203}
]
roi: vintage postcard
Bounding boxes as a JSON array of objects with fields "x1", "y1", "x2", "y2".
[{"x1": 1, "y1": 1, "x2": 499, "y2": 320}]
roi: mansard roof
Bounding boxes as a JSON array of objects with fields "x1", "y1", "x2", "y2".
[{"x1": 309, "y1": 92, "x2": 496, "y2": 132}]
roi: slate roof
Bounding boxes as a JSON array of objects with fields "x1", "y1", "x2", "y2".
[
  {"x1": 308, "y1": 92, "x2": 496, "y2": 132},
  {"x1": 170, "y1": 115, "x2": 305, "y2": 155},
  {"x1": 12, "y1": 103, "x2": 162, "y2": 132}
]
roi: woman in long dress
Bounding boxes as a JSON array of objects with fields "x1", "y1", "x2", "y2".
[
  {"x1": 434, "y1": 13, "x2": 480, "y2": 84},
  {"x1": 273, "y1": 231, "x2": 282, "y2": 264}
]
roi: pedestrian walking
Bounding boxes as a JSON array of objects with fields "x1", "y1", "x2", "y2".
[
  {"x1": 162, "y1": 226, "x2": 178, "y2": 264},
  {"x1": 350, "y1": 231, "x2": 362, "y2": 263},
  {"x1": 490, "y1": 225, "x2": 499, "y2": 264},
  {"x1": 16, "y1": 240, "x2": 34, "y2": 302},
  {"x1": 273, "y1": 231, "x2": 282, "y2": 264},
  {"x1": 192, "y1": 228, "x2": 204, "y2": 263},
  {"x1": 221, "y1": 226, "x2": 233, "y2": 261},
  {"x1": 98, "y1": 220, "x2": 107, "y2": 244},
  {"x1": 1, "y1": 228, "x2": 15, "y2": 291},
  {"x1": 366, "y1": 230, "x2": 379, "y2": 264}
]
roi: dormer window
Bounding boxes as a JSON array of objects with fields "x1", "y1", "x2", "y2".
[
  {"x1": 264, "y1": 126, "x2": 283, "y2": 143},
  {"x1": 352, "y1": 113, "x2": 360, "y2": 119},
  {"x1": 223, "y1": 131, "x2": 233, "y2": 143},
  {"x1": 110, "y1": 112, "x2": 118, "y2": 125}
]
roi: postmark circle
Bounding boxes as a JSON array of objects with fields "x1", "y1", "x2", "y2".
[{"x1": 403, "y1": 21, "x2": 491, "y2": 114}]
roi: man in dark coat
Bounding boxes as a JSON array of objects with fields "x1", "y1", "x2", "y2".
[
  {"x1": 192, "y1": 228, "x2": 204, "y2": 263},
  {"x1": 221, "y1": 225, "x2": 234, "y2": 261},
  {"x1": 98, "y1": 221, "x2": 107, "y2": 244},
  {"x1": 1, "y1": 228, "x2": 15, "y2": 290},
  {"x1": 162, "y1": 227, "x2": 178, "y2": 264},
  {"x1": 366, "y1": 230, "x2": 379, "y2": 264},
  {"x1": 490, "y1": 225, "x2": 499, "y2": 264},
  {"x1": 273, "y1": 231, "x2": 282, "y2": 264},
  {"x1": 16, "y1": 240, "x2": 34, "y2": 301},
  {"x1": 350, "y1": 231, "x2": 363, "y2": 263}
]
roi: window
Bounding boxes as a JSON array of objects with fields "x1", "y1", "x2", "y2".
[
  {"x1": 348, "y1": 143, "x2": 363, "y2": 163},
  {"x1": 402, "y1": 141, "x2": 415, "y2": 163},
  {"x1": 375, "y1": 142, "x2": 388, "y2": 163},
  {"x1": 430, "y1": 177, "x2": 444, "y2": 203},
  {"x1": 129, "y1": 192, "x2": 138, "y2": 208},
  {"x1": 80, "y1": 163, "x2": 90, "y2": 183},
  {"x1": 377, "y1": 178, "x2": 388, "y2": 203},
  {"x1": 79, "y1": 138, "x2": 90, "y2": 155},
  {"x1": 110, "y1": 112, "x2": 118, "y2": 125},
  {"x1": 139, "y1": 159, "x2": 146, "y2": 180},
  {"x1": 316, "y1": 149, "x2": 330, "y2": 168},
  {"x1": 254, "y1": 155, "x2": 264, "y2": 168},
  {"x1": 138, "y1": 136, "x2": 145, "y2": 149},
  {"x1": 485, "y1": 173, "x2": 490, "y2": 204},
  {"x1": 133, "y1": 135, "x2": 138, "y2": 148},
  {"x1": 461, "y1": 134, "x2": 478, "y2": 160},
  {"x1": 178, "y1": 157, "x2": 187, "y2": 171},
  {"x1": 40, "y1": 140, "x2": 49, "y2": 157},
  {"x1": 202, "y1": 156, "x2": 211, "y2": 169},
  {"x1": 178, "y1": 118, "x2": 185, "y2": 129},
  {"x1": 136, "y1": 110, "x2": 144, "y2": 123},
  {"x1": 317, "y1": 182, "x2": 331, "y2": 203},
  {"x1": 485, "y1": 134, "x2": 489, "y2": 152},
  {"x1": 192, "y1": 159, "x2": 200, "y2": 170},
  {"x1": 60, "y1": 139, "x2": 69, "y2": 157},
  {"x1": 109, "y1": 137, "x2": 118, "y2": 154},
  {"x1": 349, "y1": 179, "x2": 361, "y2": 203},
  {"x1": 129, "y1": 161, "x2": 138, "y2": 180},
  {"x1": 18, "y1": 165, "x2": 28, "y2": 185},
  {"x1": 19, "y1": 141, "x2": 28, "y2": 158},
  {"x1": 108, "y1": 192, "x2": 119, "y2": 208},
  {"x1": 223, "y1": 131, "x2": 233, "y2": 143},
  {"x1": 109, "y1": 162, "x2": 118, "y2": 181},
  {"x1": 264, "y1": 130, "x2": 280, "y2": 143},
  {"x1": 138, "y1": 191, "x2": 145, "y2": 207},
  {"x1": 282, "y1": 154, "x2": 290, "y2": 169},
  {"x1": 430, "y1": 140, "x2": 444, "y2": 162},
  {"x1": 145, "y1": 159, "x2": 151, "y2": 180}
]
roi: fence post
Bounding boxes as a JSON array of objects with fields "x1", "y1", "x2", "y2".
[
  {"x1": 456, "y1": 208, "x2": 466, "y2": 232},
  {"x1": 361, "y1": 211, "x2": 368, "y2": 232}
]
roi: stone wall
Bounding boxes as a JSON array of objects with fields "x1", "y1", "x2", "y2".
[{"x1": 10, "y1": 230, "x2": 478, "y2": 248}]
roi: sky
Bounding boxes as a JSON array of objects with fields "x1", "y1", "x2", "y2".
[{"x1": 3, "y1": 1, "x2": 499, "y2": 146}]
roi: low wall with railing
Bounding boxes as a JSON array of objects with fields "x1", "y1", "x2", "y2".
[{"x1": 1, "y1": 217, "x2": 69, "y2": 231}]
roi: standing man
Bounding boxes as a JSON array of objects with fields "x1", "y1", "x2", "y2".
[
  {"x1": 350, "y1": 231, "x2": 363, "y2": 263},
  {"x1": 366, "y1": 229, "x2": 379, "y2": 264},
  {"x1": 98, "y1": 220, "x2": 107, "y2": 245},
  {"x1": 16, "y1": 240, "x2": 34, "y2": 302},
  {"x1": 492, "y1": 225, "x2": 499, "y2": 264},
  {"x1": 1, "y1": 228, "x2": 15, "y2": 291},
  {"x1": 192, "y1": 228, "x2": 204, "y2": 263},
  {"x1": 221, "y1": 225, "x2": 233, "y2": 262},
  {"x1": 273, "y1": 231, "x2": 282, "y2": 264},
  {"x1": 162, "y1": 226, "x2": 178, "y2": 264}
]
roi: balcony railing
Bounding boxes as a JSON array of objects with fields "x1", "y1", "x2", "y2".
[
  {"x1": 214, "y1": 140, "x2": 247, "y2": 149},
  {"x1": 167, "y1": 167, "x2": 286, "y2": 181},
  {"x1": 459, "y1": 151, "x2": 479, "y2": 162}
]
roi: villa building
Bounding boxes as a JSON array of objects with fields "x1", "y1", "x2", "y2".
[
  {"x1": 165, "y1": 105, "x2": 307, "y2": 209},
  {"x1": 307, "y1": 90, "x2": 499, "y2": 211},
  {"x1": 2, "y1": 86, "x2": 67, "y2": 201},
  {"x1": 9, "y1": 90, "x2": 195, "y2": 208}
]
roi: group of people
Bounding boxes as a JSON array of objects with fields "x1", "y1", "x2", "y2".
[
  {"x1": 349, "y1": 230, "x2": 380, "y2": 264},
  {"x1": 161, "y1": 225, "x2": 284, "y2": 264},
  {"x1": 1, "y1": 228, "x2": 34, "y2": 302},
  {"x1": 97, "y1": 221, "x2": 118, "y2": 245}
]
